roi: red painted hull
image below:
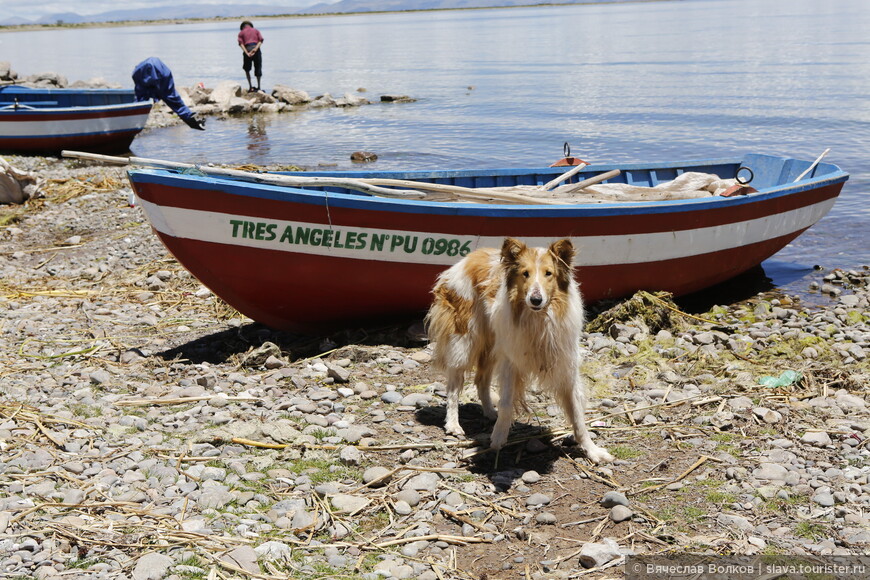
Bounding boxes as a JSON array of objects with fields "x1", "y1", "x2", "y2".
[{"x1": 127, "y1": 154, "x2": 848, "y2": 333}]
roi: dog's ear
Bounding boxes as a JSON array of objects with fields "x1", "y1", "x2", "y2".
[
  {"x1": 501, "y1": 237, "x2": 526, "y2": 265},
  {"x1": 549, "y1": 238, "x2": 575, "y2": 268}
]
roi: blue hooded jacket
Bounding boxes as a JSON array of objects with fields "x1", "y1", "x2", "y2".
[{"x1": 132, "y1": 57, "x2": 194, "y2": 120}]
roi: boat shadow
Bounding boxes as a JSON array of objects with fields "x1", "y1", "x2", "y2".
[{"x1": 153, "y1": 318, "x2": 429, "y2": 365}]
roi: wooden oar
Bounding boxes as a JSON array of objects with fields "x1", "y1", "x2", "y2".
[
  {"x1": 559, "y1": 169, "x2": 622, "y2": 194},
  {"x1": 541, "y1": 162, "x2": 589, "y2": 191},
  {"x1": 62, "y1": 150, "x2": 565, "y2": 206},
  {"x1": 793, "y1": 148, "x2": 830, "y2": 182}
]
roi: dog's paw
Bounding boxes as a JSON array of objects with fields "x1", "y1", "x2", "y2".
[
  {"x1": 584, "y1": 444, "x2": 614, "y2": 464},
  {"x1": 444, "y1": 422, "x2": 465, "y2": 437}
]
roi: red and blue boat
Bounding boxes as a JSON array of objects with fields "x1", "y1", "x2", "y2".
[
  {"x1": 0, "y1": 86, "x2": 152, "y2": 154},
  {"x1": 124, "y1": 153, "x2": 849, "y2": 333}
]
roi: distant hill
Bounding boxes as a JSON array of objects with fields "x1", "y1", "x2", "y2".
[
  {"x1": 1, "y1": 3, "x2": 316, "y2": 26},
  {"x1": 299, "y1": 0, "x2": 605, "y2": 15},
  {"x1": 1, "y1": 0, "x2": 635, "y2": 27}
]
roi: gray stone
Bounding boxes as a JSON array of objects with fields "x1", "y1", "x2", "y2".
[
  {"x1": 254, "y1": 541, "x2": 293, "y2": 560},
  {"x1": 363, "y1": 466, "x2": 392, "y2": 487},
  {"x1": 220, "y1": 545, "x2": 259, "y2": 574},
  {"x1": 578, "y1": 538, "x2": 621, "y2": 568},
  {"x1": 801, "y1": 431, "x2": 832, "y2": 447},
  {"x1": 331, "y1": 493, "x2": 370, "y2": 514},
  {"x1": 403, "y1": 472, "x2": 440, "y2": 492},
  {"x1": 325, "y1": 361, "x2": 351, "y2": 383},
  {"x1": 812, "y1": 492, "x2": 835, "y2": 507},
  {"x1": 753, "y1": 407, "x2": 783, "y2": 423},
  {"x1": 600, "y1": 491, "x2": 629, "y2": 508},
  {"x1": 132, "y1": 553, "x2": 174, "y2": 580},
  {"x1": 290, "y1": 509, "x2": 317, "y2": 531},
  {"x1": 753, "y1": 463, "x2": 789, "y2": 482},
  {"x1": 717, "y1": 513, "x2": 753, "y2": 531},
  {"x1": 525, "y1": 493, "x2": 551, "y2": 507},
  {"x1": 339, "y1": 445, "x2": 363, "y2": 466},
  {"x1": 395, "y1": 489, "x2": 421, "y2": 507},
  {"x1": 197, "y1": 487, "x2": 234, "y2": 509},
  {"x1": 381, "y1": 391, "x2": 402, "y2": 404},
  {"x1": 610, "y1": 505, "x2": 633, "y2": 523}
]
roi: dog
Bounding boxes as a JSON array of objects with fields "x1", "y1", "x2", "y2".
[{"x1": 425, "y1": 237, "x2": 613, "y2": 463}]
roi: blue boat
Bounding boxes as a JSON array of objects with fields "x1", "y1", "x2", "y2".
[{"x1": 0, "y1": 85, "x2": 152, "y2": 154}]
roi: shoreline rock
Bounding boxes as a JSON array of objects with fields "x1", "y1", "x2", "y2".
[{"x1": 1, "y1": 62, "x2": 417, "y2": 130}]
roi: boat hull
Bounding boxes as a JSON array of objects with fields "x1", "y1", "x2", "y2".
[
  {"x1": 127, "y1": 154, "x2": 848, "y2": 333},
  {"x1": 0, "y1": 87, "x2": 152, "y2": 154}
]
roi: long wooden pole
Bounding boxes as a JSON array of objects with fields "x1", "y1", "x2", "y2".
[
  {"x1": 541, "y1": 162, "x2": 588, "y2": 191},
  {"x1": 793, "y1": 148, "x2": 830, "y2": 182},
  {"x1": 62, "y1": 150, "x2": 565, "y2": 206},
  {"x1": 559, "y1": 169, "x2": 622, "y2": 194}
]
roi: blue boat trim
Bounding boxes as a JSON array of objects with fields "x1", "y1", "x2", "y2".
[{"x1": 128, "y1": 153, "x2": 848, "y2": 219}]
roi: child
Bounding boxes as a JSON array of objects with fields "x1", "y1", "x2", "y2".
[{"x1": 238, "y1": 21, "x2": 264, "y2": 92}]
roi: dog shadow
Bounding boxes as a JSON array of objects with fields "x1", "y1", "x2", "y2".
[{"x1": 416, "y1": 403, "x2": 585, "y2": 490}]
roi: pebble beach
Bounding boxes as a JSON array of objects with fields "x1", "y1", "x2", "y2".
[{"x1": 1, "y1": 156, "x2": 869, "y2": 579}]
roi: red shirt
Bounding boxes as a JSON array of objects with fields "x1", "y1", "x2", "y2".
[{"x1": 238, "y1": 27, "x2": 263, "y2": 47}]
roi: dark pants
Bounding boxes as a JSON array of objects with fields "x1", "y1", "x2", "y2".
[{"x1": 242, "y1": 45, "x2": 262, "y2": 77}]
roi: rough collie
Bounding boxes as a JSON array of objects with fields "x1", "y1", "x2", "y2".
[{"x1": 426, "y1": 237, "x2": 613, "y2": 463}]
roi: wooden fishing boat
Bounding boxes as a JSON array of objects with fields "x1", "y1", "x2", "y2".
[
  {"x1": 121, "y1": 152, "x2": 848, "y2": 333},
  {"x1": 0, "y1": 86, "x2": 152, "y2": 153}
]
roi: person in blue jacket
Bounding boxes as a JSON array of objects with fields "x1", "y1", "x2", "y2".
[{"x1": 132, "y1": 57, "x2": 205, "y2": 130}]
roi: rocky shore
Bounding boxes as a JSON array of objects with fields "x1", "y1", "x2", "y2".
[
  {"x1": 0, "y1": 156, "x2": 869, "y2": 579},
  {"x1": 0, "y1": 62, "x2": 416, "y2": 131}
]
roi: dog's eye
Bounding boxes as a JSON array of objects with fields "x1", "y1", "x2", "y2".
[
  {"x1": 522, "y1": 270, "x2": 529, "y2": 278},
  {"x1": 545, "y1": 270, "x2": 552, "y2": 277}
]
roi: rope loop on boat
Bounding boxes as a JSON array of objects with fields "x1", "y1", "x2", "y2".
[{"x1": 736, "y1": 166, "x2": 754, "y2": 185}]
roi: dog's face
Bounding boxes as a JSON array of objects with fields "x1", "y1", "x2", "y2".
[{"x1": 501, "y1": 237, "x2": 575, "y2": 313}]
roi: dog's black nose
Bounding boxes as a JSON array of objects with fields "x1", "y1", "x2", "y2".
[{"x1": 530, "y1": 295, "x2": 543, "y2": 307}]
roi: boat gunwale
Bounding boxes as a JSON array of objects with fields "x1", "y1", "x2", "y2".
[
  {"x1": 127, "y1": 156, "x2": 849, "y2": 219},
  {"x1": 0, "y1": 101, "x2": 153, "y2": 116}
]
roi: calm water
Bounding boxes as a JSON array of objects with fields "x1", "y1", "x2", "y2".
[{"x1": 3, "y1": 0, "x2": 869, "y2": 290}]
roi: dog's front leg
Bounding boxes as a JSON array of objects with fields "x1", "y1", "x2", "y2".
[
  {"x1": 490, "y1": 362, "x2": 516, "y2": 449},
  {"x1": 444, "y1": 368, "x2": 466, "y2": 436}
]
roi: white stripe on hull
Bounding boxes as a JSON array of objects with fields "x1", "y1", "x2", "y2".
[
  {"x1": 138, "y1": 197, "x2": 836, "y2": 267},
  {"x1": 0, "y1": 112, "x2": 150, "y2": 137}
]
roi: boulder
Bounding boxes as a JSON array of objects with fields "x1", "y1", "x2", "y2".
[
  {"x1": 0, "y1": 158, "x2": 40, "y2": 205},
  {"x1": 210, "y1": 80, "x2": 243, "y2": 107},
  {"x1": 337, "y1": 92, "x2": 370, "y2": 107},
  {"x1": 0, "y1": 61, "x2": 15, "y2": 81},
  {"x1": 380, "y1": 94, "x2": 416, "y2": 103},
  {"x1": 257, "y1": 102, "x2": 282, "y2": 114},
  {"x1": 351, "y1": 151, "x2": 378, "y2": 163},
  {"x1": 188, "y1": 85, "x2": 214, "y2": 106},
  {"x1": 309, "y1": 93, "x2": 337, "y2": 108},
  {"x1": 24, "y1": 72, "x2": 68, "y2": 87},
  {"x1": 246, "y1": 91, "x2": 277, "y2": 105},
  {"x1": 226, "y1": 96, "x2": 253, "y2": 115},
  {"x1": 271, "y1": 84, "x2": 311, "y2": 105}
]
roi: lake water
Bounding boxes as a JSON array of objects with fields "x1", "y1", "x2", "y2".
[{"x1": 3, "y1": 0, "x2": 869, "y2": 293}]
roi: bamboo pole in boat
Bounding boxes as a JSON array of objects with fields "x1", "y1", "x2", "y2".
[
  {"x1": 560, "y1": 169, "x2": 622, "y2": 194},
  {"x1": 62, "y1": 150, "x2": 564, "y2": 206},
  {"x1": 793, "y1": 148, "x2": 830, "y2": 182},
  {"x1": 541, "y1": 162, "x2": 588, "y2": 191}
]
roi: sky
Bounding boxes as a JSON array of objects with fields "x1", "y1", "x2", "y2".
[{"x1": 0, "y1": 0, "x2": 324, "y2": 22}]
